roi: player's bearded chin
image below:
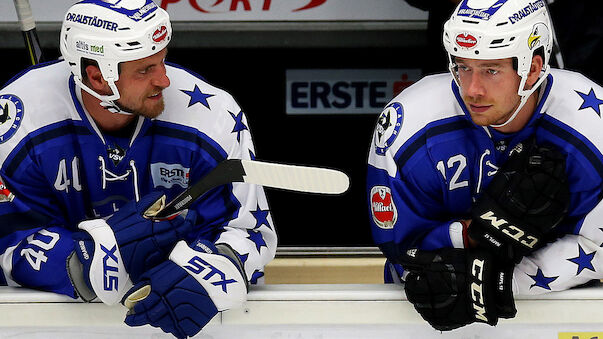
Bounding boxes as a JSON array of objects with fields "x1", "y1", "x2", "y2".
[{"x1": 116, "y1": 89, "x2": 165, "y2": 118}]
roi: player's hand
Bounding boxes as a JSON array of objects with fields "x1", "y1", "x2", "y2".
[
  {"x1": 69, "y1": 192, "x2": 197, "y2": 304},
  {"x1": 122, "y1": 240, "x2": 248, "y2": 339},
  {"x1": 402, "y1": 247, "x2": 515, "y2": 331},
  {"x1": 470, "y1": 137, "x2": 570, "y2": 262}
]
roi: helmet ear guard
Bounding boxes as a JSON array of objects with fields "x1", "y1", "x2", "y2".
[
  {"x1": 60, "y1": 0, "x2": 172, "y2": 114},
  {"x1": 442, "y1": 0, "x2": 553, "y2": 127}
]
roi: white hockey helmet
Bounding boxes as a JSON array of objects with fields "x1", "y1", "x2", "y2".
[
  {"x1": 443, "y1": 0, "x2": 553, "y2": 127},
  {"x1": 60, "y1": 0, "x2": 172, "y2": 114}
]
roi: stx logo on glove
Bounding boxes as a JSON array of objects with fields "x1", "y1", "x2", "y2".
[
  {"x1": 184, "y1": 256, "x2": 237, "y2": 293},
  {"x1": 101, "y1": 244, "x2": 119, "y2": 291},
  {"x1": 479, "y1": 211, "x2": 538, "y2": 249}
]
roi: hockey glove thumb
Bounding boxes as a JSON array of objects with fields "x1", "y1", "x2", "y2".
[{"x1": 122, "y1": 240, "x2": 248, "y2": 339}]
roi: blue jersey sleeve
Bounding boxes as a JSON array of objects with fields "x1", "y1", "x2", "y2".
[
  {"x1": 367, "y1": 150, "x2": 459, "y2": 263},
  {"x1": 0, "y1": 227, "x2": 77, "y2": 298}
]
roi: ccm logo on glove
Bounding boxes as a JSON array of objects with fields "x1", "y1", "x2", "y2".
[
  {"x1": 479, "y1": 211, "x2": 538, "y2": 249},
  {"x1": 470, "y1": 258, "x2": 487, "y2": 322},
  {"x1": 184, "y1": 256, "x2": 237, "y2": 293}
]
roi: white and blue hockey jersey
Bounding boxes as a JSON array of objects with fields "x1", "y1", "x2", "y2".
[
  {"x1": 368, "y1": 69, "x2": 603, "y2": 294},
  {"x1": 0, "y1": 60, "x2": 276, "y2": 297}
]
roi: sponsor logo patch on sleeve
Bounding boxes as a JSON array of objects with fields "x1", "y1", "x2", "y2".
[
  {"x1": 370, "y1": 185, "x2": 397, "y2": 229},
  {"x1": 0, "y1": 177, "x2": 14, "y2": 203}
]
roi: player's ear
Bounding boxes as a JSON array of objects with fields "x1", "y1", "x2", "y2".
[
  {"x1": 526, "y1": 54, "x2": 543, "y2": 87},
  {"x1": 84, "y1": 64, "x2": 109, "y2": 93}
]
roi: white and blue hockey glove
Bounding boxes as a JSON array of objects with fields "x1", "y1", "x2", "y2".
[
  {"x1": 67, "y1": 191, "x2": 197, "y2": 304},
  {"x1": 122, "y1": 239, "x2": 248, "y2": 339}
]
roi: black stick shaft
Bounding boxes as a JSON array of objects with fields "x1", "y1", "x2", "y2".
[{"x1": 13, "y1": 0, "x2": 43, "y2": 65}]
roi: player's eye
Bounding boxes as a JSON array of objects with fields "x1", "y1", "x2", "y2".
[
  {"x1": 457, "y1": 65, "x2": 470, "y2": 72},
  {"x1": 139, "y1": 66, "x2": 153, "y2": 74},
  {"x1": 487, "y1": 69, "x2": 499, "y2": 75}
]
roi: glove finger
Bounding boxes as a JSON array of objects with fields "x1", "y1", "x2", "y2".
[{"x1": 173, "y1": 305, "x2": 205, "y2": 336}]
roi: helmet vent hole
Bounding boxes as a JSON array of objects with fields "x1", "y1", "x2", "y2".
[
  {"x1": 118, "y1": 27, "x2": 131, "y2": 31},
  {"x1": 510, "y1": 37, "x2": 516, "y2": 41},
  {"x1": 496, "y1": 22, "x2": 508, "y2": 27},
  {"x1": 462, "y1": 19, "x2": 479, "y2": 24},
  {"x1": 490, "y1": 39, "x2": 504, "y2": 45},
  {"x1": 127, "y1": 41, "x2": 141, "y2": 47},
  {"x1": 144, "y1": 13, "x2": 157, "y2": 22}
]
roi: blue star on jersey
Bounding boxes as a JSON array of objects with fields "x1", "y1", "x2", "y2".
[
  {"x1": 181, "y1": 84, "x2": 214, "y2": 109},
  {"x1": 239, "y1": 253, "x2": 249, "y2": 265},
  {"x1": 251, "y1": 204, "x2": 271, "y2": 230},
  {"x1": 246, "y1": 229, "x2": 267, "y2": 253},
  {"x1": 567, "y1": 244, "x2": 596, "y2": 275},
  {"x1": 575, "y1": 88, "x2": 603, "y2": 116},
  {"x1": 230, "y1": 111, "x2": 248, "y2": 143},
  {"x1": 529, "y1": 268, "x2": 558, "y2": 290},
  {"x1": 250, "y1": 269, "x2": 264, "y2": 284}
]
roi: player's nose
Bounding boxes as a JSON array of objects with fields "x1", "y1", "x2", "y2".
[
  {"x1": 465, "y1": 73, "x2": 485, "y2": 98},
  {"x1": 152, "y1": 66, "x2": 170, "y2": 89}
]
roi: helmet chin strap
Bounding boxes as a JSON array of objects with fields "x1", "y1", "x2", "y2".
[
  {"x1": 75, "y1": 76, "x2": 134, "y2": 116},
  {"x1": 489, "y1": 65, "x2": 550, "y2": 129}
]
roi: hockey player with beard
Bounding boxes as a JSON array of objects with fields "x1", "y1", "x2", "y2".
[
  {"x1": 0, "y1": 0, "x2": 276, "y2": 338},
  {"x1": 368, "y1": 0, "x2": 603, "y2": 331}
]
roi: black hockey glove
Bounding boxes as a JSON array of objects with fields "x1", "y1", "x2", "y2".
[
  {"x1": 469, "y1": 137, "x2": 570, "y2": 262},
  {"x1": 402, "y1": 247, "x2": 515, "y2": 331}
]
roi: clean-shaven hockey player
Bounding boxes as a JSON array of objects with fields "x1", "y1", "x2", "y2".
[
  {"x1": 0, "y1": 0, "x2": 276, "y2": 337},
  {"x1": 368, "y1": 0, "x2": 603, "y2": 331}
]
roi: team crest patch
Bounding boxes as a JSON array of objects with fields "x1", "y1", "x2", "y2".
[
  {"x1": 0, "y1": 177, "x2": 14, "y2": 203},
  {"x1": 370, "y1": 186, "x2": 397, "y2": 229},
  {"x1": 375, "y1": 102, "x2": 403, "y2": 155},
  {"x1": 0, "y1": 94, "x2": 24, "y2": 144}
]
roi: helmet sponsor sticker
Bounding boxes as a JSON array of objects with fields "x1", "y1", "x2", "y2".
[
  {"x1": 152, "y1": 25, "x2": 168, "y2": 43},
  {"x1": 456, "y1": 0, "x2": 508, "y2": 21},
  {"x1": 0, "y1": 95, "x2": 24, "y2": 144},
  {"x1": 508, "y1": 0, "x2": 546, "y2": 24},
  {"x1": 79, "y1": 0, "x2": 159, "y2": 22},
  {"x1": 76, "y1": 40, "x2": 105, "y2": 56},
  {"x1": 456, "y1": 33, "x2": 478, "y2": 49},
  {"x1": 371, "y1": 186, "x2": 397, "y2": 229},
  {"x1": 374, "y1": 102, "x2": 404, "y2": 155},
  {"x1": 65, "y1": 12, "x2": 119, "y2": 31}
]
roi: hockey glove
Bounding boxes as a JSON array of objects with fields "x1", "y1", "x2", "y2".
[
  {"x1": 469, "y1": 137, "x2": 570, "y2": 262},
  {"x1": 402, "y1": 247, "x2": 515, "y2": 331},
  {"x1": 122, "y1": 239, "x2": 248, "y2": 339},
  {"x1": 68, "y1": 191, "x2": 197, "y2": 304}
]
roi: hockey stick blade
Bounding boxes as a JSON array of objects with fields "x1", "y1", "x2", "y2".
[{"x1": 149, "y1": 159, "x2": 349, "y2": 219}]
